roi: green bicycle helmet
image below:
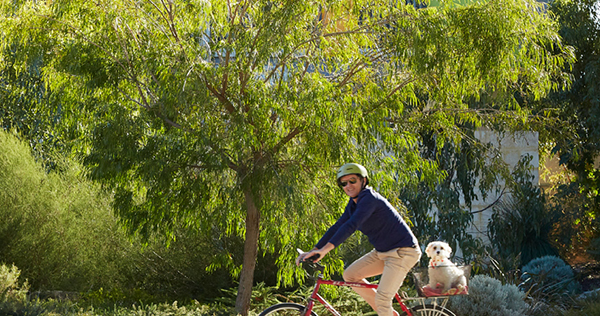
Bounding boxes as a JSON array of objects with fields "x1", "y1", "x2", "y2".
[{"x1": 336, "y1": 163, "x2": 369, "y2": 187}]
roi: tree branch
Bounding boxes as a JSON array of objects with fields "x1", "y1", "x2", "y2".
[
  {"x1": 470, "y1": 188, "x2": 505, "y2": 214},
  {"x1": 263, "y1": 26, "x2": 371, "y2": 84},
  {"x1": 337, "y1": 49, "x2": 387, "y2": 87},
  {"x1": 201, "y1": 73, "x2": 237, "y2": 114},
  {"x1": 272, "y1": 127, "x2": 303, "y2": 155},
  {"x1": 363, "y1": 77, "x2": 416, "y2": 117}
]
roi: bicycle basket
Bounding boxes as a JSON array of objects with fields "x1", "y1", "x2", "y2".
[{"x1": 412, "y1": 265, "x2": 471, "y2": 297}]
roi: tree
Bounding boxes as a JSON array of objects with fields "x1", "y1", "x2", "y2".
[
  {"x1": 549, "y1": 0, "x2": 600, "y2": 179},
  {"x1": 0, "y1": 38, "x2": 59, "y2": 163},
  {"x1": 401, "y1": 126, "x2": 507, "y2": 262},
  {"x1": 538, "y1": 0, "x2": 600, "y2": 257},
  {"x1": 0, "y1": 0, "x2": 572, "y2": 314}
]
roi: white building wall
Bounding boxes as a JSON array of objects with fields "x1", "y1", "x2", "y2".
[{"x1": 467, "y1": 128, "x2": 540, "y2": 243}]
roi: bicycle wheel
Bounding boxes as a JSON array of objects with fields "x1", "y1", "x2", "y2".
[
  {"x1": 399, "y1": 304, "x2": 456, "y2": 316},
  {"x1": 258, "y1": 303, "x2": 318, "y2": 316}
]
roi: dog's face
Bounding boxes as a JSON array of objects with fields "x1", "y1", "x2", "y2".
[{"x1": 425, "y1": 241, "x2": 452, "y2": 260}]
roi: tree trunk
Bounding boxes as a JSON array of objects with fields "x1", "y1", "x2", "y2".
[{"x1": 235, "y1": 187, "x2": 260, "y2": 316}]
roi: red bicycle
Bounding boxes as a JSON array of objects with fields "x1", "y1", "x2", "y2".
[{"x1": 258, "y1": 254, "x2": 460, "y2": 316}]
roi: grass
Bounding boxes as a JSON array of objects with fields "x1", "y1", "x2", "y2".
[
  {"x1": 1, "y1": 287, "x2": 600, "y2": 316},
  {"x1": 0, "y1": 299, "x2": 237, "y2": 316},
  {"x1": 2, "y1": 260, "x2": 599, "y2": 316}
]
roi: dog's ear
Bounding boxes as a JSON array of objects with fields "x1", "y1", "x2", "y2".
[
  {"x1": 446, "y1": 243, "x2": 453, "y2": 254},
  {"x1": 425, "y1": 242, "x2": 433, "y2": 255}
]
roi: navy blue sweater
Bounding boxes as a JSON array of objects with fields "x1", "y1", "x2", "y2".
[{"x1": 315, "y1": 187, "x2": 418, "y2": 252}]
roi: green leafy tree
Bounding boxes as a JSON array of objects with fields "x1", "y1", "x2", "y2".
[
  {"x1": 549, "y1": 0, "x2": 600, "y2": 182},
  {"x1": 540, "y1": 0, "x2": 600, "y2": 257},
  {"x1": 0, "y1": 0, "x2": 572, "y2": 314},
  {"x1": 0, "y1": 42, "x2": 58, "y2": 163},
  {"x1": 401, "y1": 127, "x2": 508, "y2": 263}
]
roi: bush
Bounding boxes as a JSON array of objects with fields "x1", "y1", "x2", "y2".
[
  {"x1": 0, "y1": 264, "x2": 28, "y2": 301},
  {"x1": 447, "y1": 274, "x2": 527, "y2": 316},
  {"x1": 0, "y1": 130, "x2": 132, "y2": 292},
  {"x1": 0, "y1": 264, "x2": 29, "y2": 314},
  {"x1": 0, "y1": 264, "x2": 236, "y2": 315},
  {"x1": 487, "y1": 156, "x2": 560, "y2": 269},
  {"x1": 564, "y1": 291, "x2": 600, "y2": 316},
  {"x1": 0, "y1": 130, "x2": 237, "y2": 301},
  {"x1": 587, "y1": 237, "x2": 600, "y2": 260},
  {"x1": 520, "y1": 255, "x2": 581, "y2": 299}
]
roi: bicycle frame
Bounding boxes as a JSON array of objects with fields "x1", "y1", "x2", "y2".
[{"x1": 302, "y1": 274, "x2": 414, "y2": 316}]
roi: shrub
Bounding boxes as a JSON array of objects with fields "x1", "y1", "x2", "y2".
[
  {"x1": 0, "y1": 263, "x2": 236, "y2": 315},
  {"x1": 0, "y1": 264, "x2": 28, "y2": 302},
  {"x1": 0, "y1": 264, "x2": 29, "y2": 314},
  {"x1": 0, "y1": 130, "x2": 132, "y2": 292},
  {"x1": 520, "y1": 255, "x2": 581, "y2": 299},
  {"x1": 587, "y1": 237, "x2": 600, "y2": 260},
  {"x1": 563, "y1": 291, "x2": 600, "y2": 316},
  {"x1": 447, "y1": 274, "x2": 527, "y2": 316},
  {"x1": 0, "y1": 130, "x2": 236, "y2": 301},
  {"x1": 487, "y1": 156, "x2": 560, "y2": 269}
]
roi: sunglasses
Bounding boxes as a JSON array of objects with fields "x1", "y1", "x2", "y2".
[{"x1": 340, "y1": 178, "x2": 359, "y2": 187}]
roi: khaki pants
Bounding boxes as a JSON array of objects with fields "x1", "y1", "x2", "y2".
[{"x1": 343, "y1": 247, "x2": 421, "y2": 316}]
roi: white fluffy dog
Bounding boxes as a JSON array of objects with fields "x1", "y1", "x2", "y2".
[{"x1": 425, "y1": 241, "x2": 467, "y2": 293}]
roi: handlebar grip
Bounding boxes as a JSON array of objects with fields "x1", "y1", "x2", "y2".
[
  {"x1": 302, "y1": 255, "x2": 325, "y2": 273},
  {"x1": 305, "y1": 254, "x2": 320, "y2": 262}
]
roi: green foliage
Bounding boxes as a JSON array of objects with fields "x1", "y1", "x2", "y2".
[
  {"x1": 0, "y1": 129, "x2": 238, "y2": 301},
  {"x1": 0, "y1": 24, "x2": 88, "y2": 168},
  {"x1": 487, "y1": 156, "x2": 560, "y2": 268},
  {"x1": 542, "y1": 0, "x2": 600, "y2": 253},
  {"x1": 402, "y1": 129, "x2": 503, "y2": 263},
  {"x1": 588, "y1": 237, "x2": 600, "y2": 260},
  {"x1": 520, "y1": 255, "x2": 581, "y2": 302},
  {"x1": 548, "y1": 0, "x2": 600, "y2": 178},
  {"x1": 113, "y1": 302, "x2": 236, "y2": 316},
  {"x1": 447, "y1": 274, "x2": 527, "y2": 316},
  {"x1": 477, "y1": 254, "x2": 523, "y2": 288},
  {"x1": 0, "y1": 0, "x2": 574, "y2": 313},
  {"x1": 0, "y1": 129, "x2": 132, "y2": 291},
  {"x1": 117, "y1": 228, "x2": 242, "y2": 302},
  {"x1": 246, "y1": 281, "x2": 374, "y2": 316},
  {"x1": 0, "y1": 264, "x2": 67, "y2": 316},
  {"x1": 0, "y1": 42, "x2": 57, "y2": 163},
  {"x1": 548, "y1": 180, "x2": 599, "y2": 262},
  {"x1": 0, "y1": 263, "x2": 29, "y2": 314},
  {"x1": 2, "y1": 296, "x2": 237, "y2": 316},
  {"x1": 562, "y1": 291, "x2": 600, "y2": 316},
  {"x1": 563, "y1": 301, "x2": 600, "y2": 316}
]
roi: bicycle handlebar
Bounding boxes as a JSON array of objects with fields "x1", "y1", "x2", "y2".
[{"x1": 297, "y1": 248, "x2": 325, "y2": 273}]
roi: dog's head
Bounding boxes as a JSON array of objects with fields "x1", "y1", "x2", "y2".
[{"x1": 425, "y1": 241, "x2": 452, "y2": 260}]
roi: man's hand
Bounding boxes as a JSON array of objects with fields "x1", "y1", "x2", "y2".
[
  {"x1": 295, "y1": 251, "x2": 313, "y2": 266},
  {"x1": 295, "y1": 243, "x2": 334, "y2": 265}
]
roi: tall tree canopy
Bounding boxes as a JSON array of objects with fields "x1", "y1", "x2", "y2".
[
  {"x1": 0, "y1": 0, "x2": 572, "y2": 314},
  {"x1": 541, "y1": 0, "x2": 600, "y2": 257}
]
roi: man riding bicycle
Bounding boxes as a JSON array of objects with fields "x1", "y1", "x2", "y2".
[{"x1": 296, "y1": 163, "x2": 421, "y2": 316}]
